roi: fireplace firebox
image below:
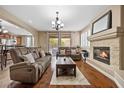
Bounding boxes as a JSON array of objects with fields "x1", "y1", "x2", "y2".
[{"x1": 93, "y1": 47, "x2": 110, "y2": 65}]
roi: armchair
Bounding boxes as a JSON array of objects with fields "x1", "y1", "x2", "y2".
[
  {"x1": 9, "y1": 47, "x2": 51, "y2": 83},
  {"x1": 10, "y1": 62, "x2": 39, "y2": 83}
]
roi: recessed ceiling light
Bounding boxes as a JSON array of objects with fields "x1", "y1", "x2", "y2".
[{"x1": 3, "y1": 30, "x2": 8, "y2": 33}]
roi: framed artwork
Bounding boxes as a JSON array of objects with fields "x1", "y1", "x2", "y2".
[{"x1": 92, "y1": 10, "x2": 112, "y2": 34}]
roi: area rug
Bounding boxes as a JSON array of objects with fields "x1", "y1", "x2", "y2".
[{"x1": 50, "y1": 67, "x2": 90, "y2": 85}]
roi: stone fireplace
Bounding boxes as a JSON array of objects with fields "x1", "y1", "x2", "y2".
[
  {"x1": 87, "y1": 27, "x2": 124, "y2": 87},
  {"x1": 93, "y1": 47, "x2": 110, "y2": 65},
  {"x1": 80, "y1": 5, "x2": 124, "y2": 87}
]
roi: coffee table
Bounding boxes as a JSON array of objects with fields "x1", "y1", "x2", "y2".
[{"x1": 56, "y1": 57, "x2": 76, "y2": 77}]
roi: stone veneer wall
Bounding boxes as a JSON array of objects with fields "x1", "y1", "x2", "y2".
[
  {"x1": 89, "y1": 36, "x2": 120, "y2": 77},
  {"x1": 88, "y1": 27, "x2": 124, "y2": 87}
]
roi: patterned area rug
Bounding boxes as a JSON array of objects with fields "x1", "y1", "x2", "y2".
[{"x1": 50, "y1": 67, "x2": 90, "y2": 85}]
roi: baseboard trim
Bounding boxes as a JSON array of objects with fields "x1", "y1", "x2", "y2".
[
  {"x1": 114, "y1": 72, "x2": 124, "y2": 88},
  {"x1": 87, "y1": 61, "x2": 123, "y2": 88}
]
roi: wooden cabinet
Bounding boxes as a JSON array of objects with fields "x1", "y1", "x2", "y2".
[{"x1": 16, "y1": 37, "x2": 22, "y2": 45}]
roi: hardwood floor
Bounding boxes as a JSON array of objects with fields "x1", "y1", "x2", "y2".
[{"x1": 7, "y1": 60, "x2": 117, "y2": 88}]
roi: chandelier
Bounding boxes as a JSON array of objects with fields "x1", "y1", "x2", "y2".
[
  {"x1": 0, "y1": 20, "x2": 8, "y2": 35},
  {"x1": 52, "y1": 11, "x2": 64, "y2": 31}
]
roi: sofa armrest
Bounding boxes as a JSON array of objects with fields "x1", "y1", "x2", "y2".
[
  {"x1": 10, "y1": 62, "x2": 37, "y2": 70},
  {"x1": 19, "y1": 55, "x2": 28, "y2": 61},
  {"x1": 45, "y1": 52, "x2": 51, "y2": 56},
  {"x1": 10, "y1": 61, "x2": 39, "y2": 83}
]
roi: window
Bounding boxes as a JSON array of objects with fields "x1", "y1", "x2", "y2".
[
  {"x1": 49, "y1": 38, "x2": 58, "y2": 48},
  {"x1": 48, "y1": 32, "x2": 71, "y2": 48},
  {"x1": 26, "y1": 36, "x2": 33, "y2": 47},
  {"x1": 81, "y1": 29, "x2": 91, "y2": 48},
  {"x1": 48, "y1": 32, "x2": 59, "y2": 49},
  {"x1": 61, "y1": 32, "x2": 71, "y2": 47}
]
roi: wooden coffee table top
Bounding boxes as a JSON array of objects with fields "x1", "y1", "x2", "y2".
[{"x1": 56, "y1": 57, "x2": 76, "y2": 65}]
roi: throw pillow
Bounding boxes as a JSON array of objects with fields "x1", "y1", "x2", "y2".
[
  {"x1": 24, "y1": 53, "x2": 35, "y2": 63},
  {"x1": 19, "y1": 55, "x2": 28, "y2": 61},
  {"x1": 32, "y1": 51, "x2": 39, "y2": 59},
  {"x1": 76, "y1": 48, "x2": 80, "y2": 53},
  {"x1": 60, "y1": 49, "x2": 65, "y2": 55},
  {"x1": 39, "y1": 51, "x2": 42, "y2": 58},
  {"x1": 41, "y1": 50, "x2": 46, "y2": 57},
  {"x1": 71, "y1": 49, "x2": 76, "y2": 54}
]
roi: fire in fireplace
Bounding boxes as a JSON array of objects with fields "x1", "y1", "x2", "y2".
[{"x1": 93, "y1": 47, "x2": 110, "y2": 65}]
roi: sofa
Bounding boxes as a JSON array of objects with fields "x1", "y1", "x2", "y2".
[
  {"x1": 56, "y1": 47, "x2": 81, "y2": 61},
  {"x1": 9, "y1": 47, "x2": 51, "y2": 83}
]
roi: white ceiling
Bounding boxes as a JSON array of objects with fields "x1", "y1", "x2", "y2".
[
  {"x1": 1, "y1": 19, "x2": 32, "y2": 35},
  {"x1": 1, "y1": 5, "x2": 109, "y2": 31}
]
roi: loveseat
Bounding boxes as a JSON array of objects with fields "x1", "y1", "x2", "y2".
[
  {"x1": 56, "y1": 47, "x2": 81, "y2": 61},
  {"x1": 9, "y1": 47, "x2": 51, "y2": 83}
]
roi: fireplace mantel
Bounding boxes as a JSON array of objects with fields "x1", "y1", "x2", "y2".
[
  {"x1": 88, "y1": 26, "x2": 124, "y2": 87},
  {"x1": 89, "y1": 27, "x2": 124, "y2": 41}
]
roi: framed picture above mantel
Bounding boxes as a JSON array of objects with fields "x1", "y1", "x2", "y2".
[{"x1": 92, "y1": 10, "x2": 112, "y2": 35}]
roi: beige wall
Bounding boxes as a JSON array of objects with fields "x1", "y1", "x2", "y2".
[
  {"x1": 121, "y1": 5, "x2": 124, "y2": 27},
  {"x1": 21, "y1": 36, "x2": 26, "y2": 46},
  {"x1": 91, "y1": 5, "x2": 121, "y2": 29},
  {"x1": 38, "y1": 32, "x2": 48, "y2": 52},
  {"x1": 71, "y1": 32, "x2": 80, "y2": 47}
]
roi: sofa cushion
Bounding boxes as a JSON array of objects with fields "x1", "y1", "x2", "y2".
[
  {"x1": 36, "y1": 56, "x2": 51, "y2": 63},
  {"x1": 35, "y1": 56, "x2": 51, "y2": 73},
  {"x1": 60, "y1": 49, "x2": 65, "y2": 55},
  {"x1": 71, "y1": 49, "x2": 76, "y2": 54},
  {"x1": 10, "y1": 49, "x2": 24, "y2": 64},
  {"x1": 25, "y1": 53, "x2": 35, "y2": 63},
  {"x1": 32, "y1": 51, "x2": 39, "y2": 59},
  {"x1": 41, "y1": 50, "x2": 46, "y2": 57},
  {"x1": 28, "y1": 48, "x2": 40, "y2": 59},
  {"x1": 57, "y1": 47, "x2": 81, "y2": 61},
  {"x1": 36, "y1": 64, "x2": 44, "y2": 78},
  {"x1": 19, "y1": 47, "x2": 29, "y2": 55},
  {"x1": 19, "y1": 55, "x2": 28, "y2": 61}
]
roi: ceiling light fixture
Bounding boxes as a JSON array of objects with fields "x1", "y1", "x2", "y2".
[
  {"x1": 0, "y1": 20, "x2": 8, "y2": 34},
  {"x1": 52, "y1": 11, "x2": 64, "y2": 31}
]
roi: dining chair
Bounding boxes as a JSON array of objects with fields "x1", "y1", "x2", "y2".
[
  {"x1": 0, "y1": 45, "x2": 3, "y2": 70},
  {"x1": 3, "y1": 45, "x2": 7, "y2": 67},
  {"x1": 0, "y1": 45, "x2": 8, "y2": 70}
]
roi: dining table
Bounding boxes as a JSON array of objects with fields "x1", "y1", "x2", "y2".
[{"x1": 0, "y1": 44, "x2": 17, "y2": 70}]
